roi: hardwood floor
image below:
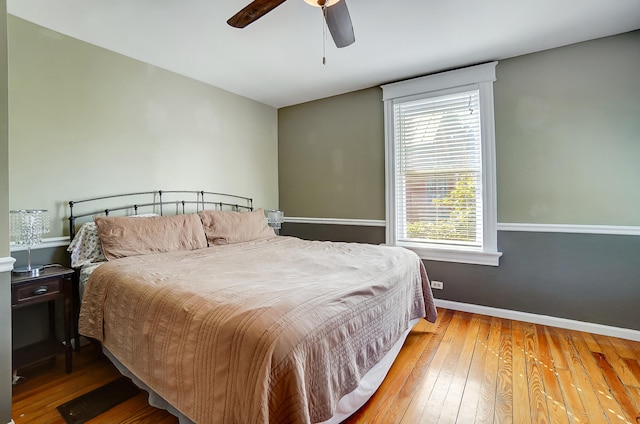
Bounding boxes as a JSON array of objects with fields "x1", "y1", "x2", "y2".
[{"x1": 11, "y1": 308, "x2": 640, "y2": 423}]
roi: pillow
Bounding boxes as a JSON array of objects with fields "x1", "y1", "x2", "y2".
[
  {"x1": 198, "y1": 208, "x2": 275, "y2": 245},
  {"x1": 67, "y1": 222, "x2": 106, "y2": 268},
  {"x1": 95, "y1": 213, "x2": 208, "y2": 260},
  {"x1": 67, "y1": 213, "x2": 159, "y2": 268}
]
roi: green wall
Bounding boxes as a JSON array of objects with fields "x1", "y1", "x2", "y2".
[
  {"x1": 279, "y1": 31, "x2": 640, "y2": 227},
  {"x1": 494, "y1": 31, "x2": 640, "y2": 225},
  {"x1": 8, "y1": 16, "x2": 279, "y2": 239},
  {"x1": 278, "y1": 87, "x2": 384, "y2": 219}
]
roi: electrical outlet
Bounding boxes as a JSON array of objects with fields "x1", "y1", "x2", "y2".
[{"x1": 430, "y1": 280, "x2": 444, "y2": 290}]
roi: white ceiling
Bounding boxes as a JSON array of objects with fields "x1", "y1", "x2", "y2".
[{"x1": 7, "y1": 0, "x2": 640, "y2": 108}]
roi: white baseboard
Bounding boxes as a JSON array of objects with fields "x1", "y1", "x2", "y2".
[{"x1": 434, "y1": 299, "x2": 640, "y2": 342}]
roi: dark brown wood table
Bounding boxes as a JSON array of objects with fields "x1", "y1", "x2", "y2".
[{"x1": 11, "y1": 265, "x2": 75, "y2": 373}]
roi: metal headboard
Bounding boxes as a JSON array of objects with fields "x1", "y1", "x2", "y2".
[{"x1": 68, "y1": 190, "x2": 253, "y2": 241}]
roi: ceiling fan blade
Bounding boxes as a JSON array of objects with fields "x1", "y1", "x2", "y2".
[
  {"x1": 324, "y1": 0, "x2": 355, "y2": 48},
  {"x1": 227, "y1": 0, "x2": 288, "y2": 28}
]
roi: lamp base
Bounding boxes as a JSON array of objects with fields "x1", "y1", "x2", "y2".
[{"x1": 12, "y1": 264, "x2": 45, "y2": 277}]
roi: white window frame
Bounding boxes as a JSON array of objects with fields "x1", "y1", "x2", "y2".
[{"x1": 382, "y1": 62, "x2": 502, "y2": 266}]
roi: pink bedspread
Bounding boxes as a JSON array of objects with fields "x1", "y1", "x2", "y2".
[{"x1": 79, "y1": 237, "x2": 436, "y2": 423}]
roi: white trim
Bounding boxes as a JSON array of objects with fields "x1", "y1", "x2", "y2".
[
  {"x1": 9, "y1": 236, "x2": 70, "y2": 252},
  {"x1": 406, "y1": 245, "x2": 501, "y2": 266},
  {"x1": 381, "y1": 62, "x2": 498, "y2": 100},
  {"x1": 479, "y1": 78, "x2": 498, "y2": 254},
  {"x1": 0, "y1": 256, "x2": 16, "y2": 273},
  {"x1": 284, "y1": 219, "x2": 640, "y2": 237},
  {"x1": 498, "y1": 222, "x2": 640, "y2": 236},
  {"x1": 284, "y1": 217, "x2": 386, "y2": 227},
  {"x1": 434, "y1": 299, "x2": 640, "y2": 342}
]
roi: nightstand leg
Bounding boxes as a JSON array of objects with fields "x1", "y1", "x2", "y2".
[
  {"x1": 72, "y1": 273, "x2": 81, "y2": 352},
  {"x1": 64, "y1": 291, "x2": 72, "y2": 373}
]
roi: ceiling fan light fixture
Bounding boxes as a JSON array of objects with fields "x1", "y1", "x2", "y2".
[{"x1": 303, "y1": 0, "x2": 341, "y2": 8}]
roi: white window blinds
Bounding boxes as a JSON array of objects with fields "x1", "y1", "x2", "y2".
[{"x1": 394, "y1": 89, "x2": 483, "y2": 248}]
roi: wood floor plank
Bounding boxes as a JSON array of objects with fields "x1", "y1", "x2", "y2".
[
  {"x1": 622, "y1": 338, "x2": 640, "y2": 363},
  {"x1": 523, "y1": 322, "x2": 550, "y2": 424},
  {"x1": 511, "y1": 320, "x2": 532, "y2": 424},
  {"x1": 349, "y1": 318, "x2": 433, "y2": 424},
  {"x1": 414, "y1": 312, "x2": 473, "y2": 422},
  {"x1": 398, "y1": 311, "x2": 466, "y2": 423},
  {"x1": 12, "y1": 309, "x2": 640, "y2": 424},
  {"x1": 591, "y1": 351, "x2": 640, "y2": 423},
  {"x1": 369, "y1": 309, "x2": 454, "y2": 424},
  {"x1": 624, "y1": 358, "x2": 640, "y2": 387},
  {"x1": 592, "y1": 333, "x2": 640, "y2": 388},
  {"x1": 570, "y1": 331, "x2": 632, "y2": 423},
  {"x1": 493, "y1": 317, "x2": 513, "y2": 424},
  {"x1": 558, "y1": 328, "x2": 611, "y2": 424},
  {"x1": 580, "y1": 331, "x2": 602, "y2": 353},
  {"x1": 544, "y1": 327, "x2": 588, "y2": 424},
  {"x1": 605, "y1": 335, "x2": 639, "y2": 362},
  {"x1": 534, "y1": 325, "x2": 570, "y2": 424},
  {"x1": 351, "y1": 316, "x2": 441, "y2": 424},
  {"x1": 453, "y1": 314, "x2": 492, "y2": 424},
  {"x1": 436, "y1": 314, "x2": 486, "y2": 423},
  {"x1": 474, "y1": 316, "x2": 502, "y2": 424}
]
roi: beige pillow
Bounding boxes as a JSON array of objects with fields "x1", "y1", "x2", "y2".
[
  {"x1": 95, "y1": 214, "x2": 208, "y2": 260},
  {"x1": 198, "y1": 208, "x2": 275, "y2": 245}
]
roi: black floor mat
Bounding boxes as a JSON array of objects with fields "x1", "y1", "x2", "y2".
[{"x1": 56, "y1": 377, "x2": 141, "y2": 424}]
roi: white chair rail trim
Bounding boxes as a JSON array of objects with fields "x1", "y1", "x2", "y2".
[
  {"x1": 284, "y1": 217, "x2": 386, "y2": 227},
  {"x1": 497, "y1": 223, "x2": 640, "y2": 236},
  {"x1": 9, "y1": 236, "x2": 70, "y2": 252},
  {"x1": 285, "y1": 218, "x2": 640, "y2": 236},
  {"x1": 0, "y1": 256, "x2": 16, "y2": 273},
  {"x1": 12, "y1": 222, "x2": 639, "y2": 253}
]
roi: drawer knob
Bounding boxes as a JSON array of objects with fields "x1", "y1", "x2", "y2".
[{"x1": 32, "y1": 286, "x2": 48, "y2": 296}]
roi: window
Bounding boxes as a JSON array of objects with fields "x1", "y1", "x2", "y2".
[{"x1": 382, "y1": 62, "x2": 502, "y2": 266}]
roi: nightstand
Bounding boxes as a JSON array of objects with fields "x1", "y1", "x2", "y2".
[{"x1": 11, "y1": 266, "x2": 75, "y2": 373}]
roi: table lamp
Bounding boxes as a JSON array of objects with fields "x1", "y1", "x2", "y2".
[
  {"x1": 10, "y1": 209, "x2": 49, "y2": 276},
  {"x1": 266, "y1": 210, "x2": 284, "y2": 235}
]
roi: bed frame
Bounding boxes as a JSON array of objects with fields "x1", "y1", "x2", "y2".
[
  {"x1": 67, "y1": 189, "x2": 254, "y2": 352},
  {"x1": 68, "y1": 190, "x2": 253, "y2": 241}
]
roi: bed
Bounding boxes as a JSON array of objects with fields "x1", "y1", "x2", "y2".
[{"x1": 68, "y1": 190, "x2": 437, "y2": 424}]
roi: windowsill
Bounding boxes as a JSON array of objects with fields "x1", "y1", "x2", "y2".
[{"x1": 398, "y1": 243, "x2": 502, "y2": 266}]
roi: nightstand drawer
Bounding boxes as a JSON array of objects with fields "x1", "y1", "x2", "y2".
[{"x1": 13, "y1": 279, "x2": 62, "y2": 306}]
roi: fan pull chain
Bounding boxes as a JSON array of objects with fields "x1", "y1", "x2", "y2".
[{"x1": 322, "y1": 4, "x2": 327, "y2": 65}]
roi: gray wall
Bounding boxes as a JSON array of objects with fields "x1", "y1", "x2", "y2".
[
  {"x1": 278, "y1": 31, "x2": 640, "y2": 331},
  {"x1": 279, "y1": 87, "x2": 385, "y2": 220},
  {"x1": 1, "y1": 1, "x2": 12, "y2": 422}
]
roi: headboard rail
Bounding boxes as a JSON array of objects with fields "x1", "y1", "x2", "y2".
[{"x1": 68, "y1": 190, "x2": 253, "y2": 241}]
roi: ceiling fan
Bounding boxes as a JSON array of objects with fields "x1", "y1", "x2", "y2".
[{"x1": 227, "y1": 0, "x2": 355, "y2": 48}]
